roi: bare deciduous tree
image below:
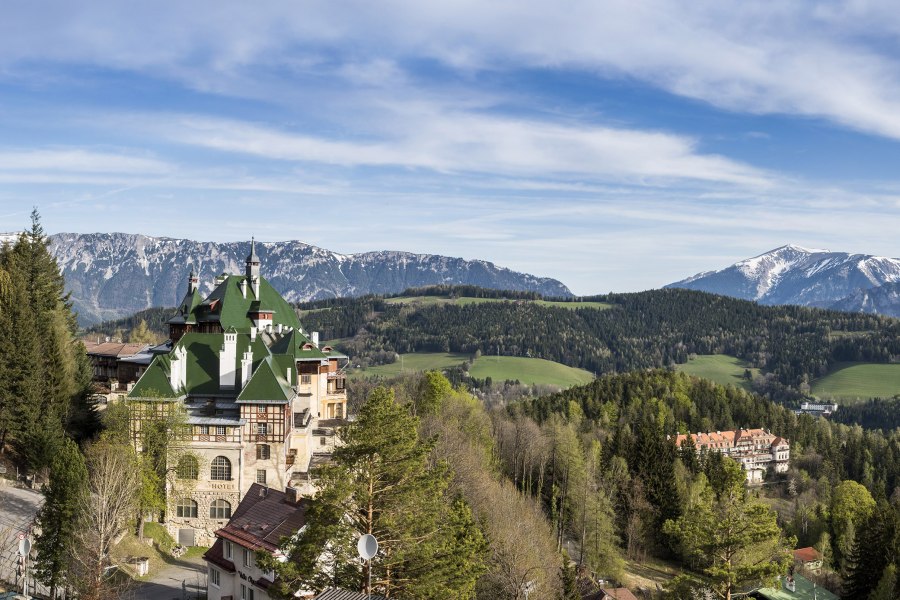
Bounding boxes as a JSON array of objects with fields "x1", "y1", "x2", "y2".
[{"x1": 71, "y1": 442, "x2": 140, "y2": 600}]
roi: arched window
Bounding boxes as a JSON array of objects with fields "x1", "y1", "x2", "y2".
[
  {"x1": 210, "y1": 499, "x2": 232, "y2": 519},
  {"x1": 256, "y1": 444, "x2": 270, "y2": 460},
  {"x1": 211, "y1": 456, "x2": 231, "y2": 481},
  {"x1": 176, "y1": 498, "x2": 198, "y2": 518},
  {"x1": 176, "y1": 455, "x2": 198, "y2": 479}
]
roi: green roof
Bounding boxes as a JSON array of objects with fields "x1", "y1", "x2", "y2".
[
  {"x1": 168, "y1": 288, "x2": 203, "y2": 325},
  {"x1": 237, "y1": 357, "x2": 292, "y2": 403},
  {"x1": 196, "y1": 275, "x2": 302, "y2": 332},
  {"x1": 129, "y1": 354, "x2": 178, "y2": 398},
  {"x1": 758, "y1": 575, "x2": 837, "y2": 600}
]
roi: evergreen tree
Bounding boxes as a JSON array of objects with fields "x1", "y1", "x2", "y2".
[
  {"x1": 33, "y1": 437, "x2": 88, "y2": 598},
  {"x1": 664, "y1": 459, "x2": 793, "y2": 600},
  {"x1": 844, "y1": 502, "x2": 900, "y2": 600},
  {"x1": 269, "y1": 386, "x2": 486, "y2": 599},
  {"x1": 869, "y1": 563, "x2": 896, "y2": 600}
]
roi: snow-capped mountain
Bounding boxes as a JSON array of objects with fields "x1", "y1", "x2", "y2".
[
  {"x1": 668, "y1": 245, "x2": 900, "y2": 316},
  {"x1": 48, "y1": 233, "x2": 572, "y2": 325}
]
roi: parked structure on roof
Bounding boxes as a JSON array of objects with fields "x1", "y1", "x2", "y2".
[
  {"x1": 673, "y1": 428, "x2": 790, "y2": 483},
  {"x1": 127, "y1": 240, "x2": 349, "y2": 546}
]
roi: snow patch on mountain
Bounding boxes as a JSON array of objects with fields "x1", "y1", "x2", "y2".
[
  {"x1": 667, "y1": 245, "x2": 900, "y2": 317},
  {"x1": 48, "y1": 232, "x2": 572, "y2": 325}
]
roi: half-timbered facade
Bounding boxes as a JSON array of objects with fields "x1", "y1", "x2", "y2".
[{"x1": 127, "y1": 240, "x2": 348, "y2": 545}]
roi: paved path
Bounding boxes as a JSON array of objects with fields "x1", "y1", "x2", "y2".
[
  {"x1": 0, "y1": 483, "x2": 47, "y2": 597},
  {"x1": 132, "y1": 556, "x2": 206, "y2": 600}
]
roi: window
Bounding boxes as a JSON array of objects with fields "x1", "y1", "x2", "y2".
[
  {"x1": 256, "y1": 469, "x2": 267, "y2": 485},
  {"x1": 210, "y1": 456, "x2": 231, "y2": 480},
  {"x1": 242, "y1": 547, "x2": 252, "y2": 568},
  {"x1": 320, "y1": 436, "x2": 327, "y2": 446},
  {"x1": 224, "y1": 540, "x2": 233, "y2": 559},
  {"x1": 257, "y1": 404, "x2": 266, "y2": 413},
  {"x1": 210, "y1": 499, "x2": 232, "y2": 519},
  {"x1": 257, "y1": 422, "x2": 268, "y2": 436},
  {"x1": 256, "y1": 444, "x2": 270, "y2": 460},
  {"x1": 176, "y1": 455, "x2": 198, "y2": 480},
  {"x1": 199, "y1": 425, "x2": 209, "y2": 435},
  {"x1": 301, "y1": 374, "x2": 311, "y2": 385},
  {"x1": 209, "y1": 567, "x2": 220, "y2": 587},
  {"x1": 216, "y1": 425, "x2": 226, "y2": 436},
  {"x1": 241, "y1": 584, "x2": 255, "y2": 600},
  {"x1": 176, "y1": 498, "x2": 198, "y2": 518}
]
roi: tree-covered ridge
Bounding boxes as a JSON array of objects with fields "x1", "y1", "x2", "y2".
[
  {"x1": 82, "y1": 306, "x2": 173, "y2": 342},
  {"x1": 299, "y1": 287, "x2": 900, "y2": 401}
]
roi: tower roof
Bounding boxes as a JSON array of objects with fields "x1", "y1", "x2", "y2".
[{"x1": 247, "y1": 236, "x2": 259, "y2": 264}]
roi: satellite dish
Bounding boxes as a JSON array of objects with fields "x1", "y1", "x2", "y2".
[
  {"x1": 18, "y1": 537, "x2": 30, "y2": 557},
  {"x1": 357, "y1": 534, "x2": 378, "y2": 560}
]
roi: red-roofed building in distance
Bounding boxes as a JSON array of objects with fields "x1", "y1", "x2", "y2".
[
  {"x1": 792, "y1": 546, "x2": 824, "y2": 574},
  {"x1": 673, "y1": 428, "x2": 789, "y2": 483}
]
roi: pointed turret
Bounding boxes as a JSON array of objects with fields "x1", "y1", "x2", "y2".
[
  {"x1": 246, "y1": 237, "x2": 261, "y2": 297},
  {"x1": 246, "y1": 237, "x2": 260, "y2": 280}
]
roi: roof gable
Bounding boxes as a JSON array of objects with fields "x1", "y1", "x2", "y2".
[
  {"x1": 237, "y1": 357, "x2": 292, "y2": 403},
  {"x1": 129, "y1": 354, "x2": 178, "y2": 398}
]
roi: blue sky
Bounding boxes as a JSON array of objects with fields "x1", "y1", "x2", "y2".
[{"x1": 2, "y1": 1, "x2": 900, "y2": 294}]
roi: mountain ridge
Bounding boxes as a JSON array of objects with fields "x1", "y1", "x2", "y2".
[
  {"x1": 47, "y1": 232, "x2": 572, "y2": 325},
  {"x1": 667, "y1": 244, "x2": 900, "y2": 316}
]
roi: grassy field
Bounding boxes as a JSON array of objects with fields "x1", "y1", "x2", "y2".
[
  {"x1": 384, "y1": 295, "x2": 613, "y2": 310},
  {"x1": 811, "y1": 362, "x2": 900, "y2": 402},
  {"x1": 675, "y1": 354, "x2": 759, "y2": 390},
  {"x1": 469, "y1": 355, "x2": 594, "y2": 387},
  {"x1": 350, "y1": 352, "x2": 593, "y2": 387}
]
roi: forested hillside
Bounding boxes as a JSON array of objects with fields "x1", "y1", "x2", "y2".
[{"x1": 299, "y1": 287, "x2": 900, "y2": 402}]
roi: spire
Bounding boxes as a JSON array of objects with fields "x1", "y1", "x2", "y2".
[
  {"x1": 246, "y1": 236, "x2": 260, "y2": 281},
  {"x1": 188, "y1": 264, "x2": 198, "y2": 294}
]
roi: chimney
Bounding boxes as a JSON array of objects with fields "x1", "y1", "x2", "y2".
[
  {"x1": 169, "y1": 345, "x2": 187, "y2": 391},
  {"x1": 251, "y1": 276, "x2": 260, "y2": 299},
  {"x1": 240, "y1": 350, "x2": 253, "y2": 388},
  {"x1": 285, "y1": 486, "x2": 300, "y2": 505},
  {"x1": 311, "y1": 331, "x2": 319, "y2": 347},
  {"x1": 286, "y1": 367, "x2": 292, "y2": 385},
  {"x1": 240, "y1": 278, "x2": 247, "y2": 299},
  {"x1": 276, "y1": 323, "x2": 283, "y2": 334},
  {"x1": 250, "y1": 326, "x2": 257, "y2": 342},
  {"x1": 219, "y1": 330, "x2": 237, "y2": 389}
]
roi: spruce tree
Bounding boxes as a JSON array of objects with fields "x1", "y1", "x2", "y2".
[
  {"x1": 269, "y1": 386, "x2": 486, "y2": 599},
  {"x1": 869, "y1": 563, "x2": 897, "y2": 600},
  {"x1": 33, "y1": 437, "x2": 88, "y2": 598}
]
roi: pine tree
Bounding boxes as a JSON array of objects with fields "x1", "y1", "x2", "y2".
[
  {"x1": 33, "y1": 437, "x2": 88, "y2": 598},
  {"x1": 843, "y1": 502, "x2": 899, "y2": 600},
  {"x1": 664, "y1": 459, "x2": 793, "y2": 600},
  {"x1": 269, "y1": 386, "x2": 486, "y2": 599},
  {"x1": 869, "y1": 563, "x2": 897, "y2": 600}
]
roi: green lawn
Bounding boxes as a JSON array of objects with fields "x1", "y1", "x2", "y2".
[
  {"x1": 349, "y1": 352, "x2": 594, "y2": 388},
  {"x1": 349, "y1": 353, "x2": 470, "y2": 379},
  {"x1": 811, "y1": 362, "x2": 900, "y2": 402},
  {"x1": 675, "y1": 354, "x2": 758, "y2": 391},
  {"x1": 469, "y1": 355, "x2": 594, "y2": 387}
]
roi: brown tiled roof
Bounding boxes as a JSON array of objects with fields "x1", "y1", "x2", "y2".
[
  {"x1": 203, "y1": 538, "x2": 236, "y2": 573},
  {"x1": 83, "y1": 341, "x2": 148, "y2": 358},
  {"x1": 674, "y1": 428, "x2": 787, "y2": 449},
  {"x1": 215, "y1": 483, "x2": 310, "y2": 554},
  {"x1": 599, "y1": 587, "x2": 639, "y2": 600},
  {"x1": 793, "y1": 546, "x2": 822, "y2": 562}
]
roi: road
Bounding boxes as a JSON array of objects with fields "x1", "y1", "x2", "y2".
[
  {"x1": 131, "y1": 556, "x2": 206, "y2": 600},
  {"x1": 0, "y1": 482, "x2": 48, "y2": 597}
]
